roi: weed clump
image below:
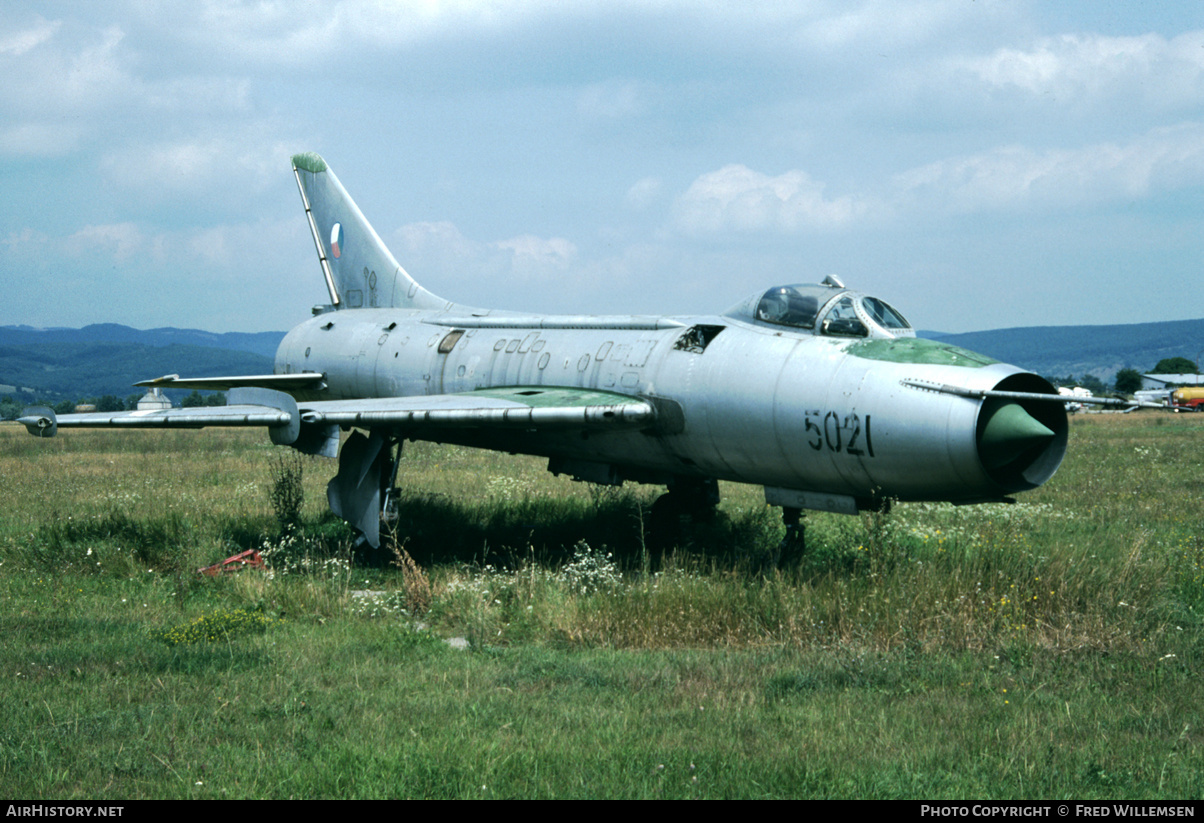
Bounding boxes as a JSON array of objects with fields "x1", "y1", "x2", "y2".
[
  {"x1": 259, "y1": 530, "x2": 350, "y2": 580},
  {"x1": 390, "y1": 542, "x2": 432, "y2": 614},
  {"x1": 151, "y1": 607, "x2": 278, "y2": 646},
  {"x1": 560, "y1": 541, "x2": 620, "y2": 594},
  {"x1": 268, "y1": 452, "x2": 305, "y2": 533}
]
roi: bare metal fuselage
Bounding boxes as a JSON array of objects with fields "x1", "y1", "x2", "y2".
[{"x1": 276, "y1": 307, "x2": 1062, "y2": 510}]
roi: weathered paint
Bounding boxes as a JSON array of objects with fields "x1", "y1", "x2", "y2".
[
  {"x1": 845, "y1": 338, "x2": 999, "y2": 367},
  {"x1": 291, "y1": 152, "x2": 327, "y2": 173}
]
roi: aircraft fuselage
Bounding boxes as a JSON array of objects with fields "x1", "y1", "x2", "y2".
[{"x1": 275, "y1": 307, "x2": 1066, "y2": 513}]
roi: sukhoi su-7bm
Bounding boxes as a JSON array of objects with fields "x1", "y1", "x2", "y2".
[{"x1": 22, "y1": 153, "x2": 1105, "y2": 556}]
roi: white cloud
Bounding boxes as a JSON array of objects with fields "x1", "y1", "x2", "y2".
[
  {"x1": 625, "y1": 177, "x2": 662, "y2": 210},
  {"x1": 798, "y1": 0, "x2": 977, "y2": 52},
  {"x1": 398, "y1": 219, "x2": 469, "y2": 247},
  {"x1": 166, "y1": 0, "x2": 564, "y2": 66},
  {"x1": 186, "y1": 224, "x2": 247, "y2": 267},
  {"x1": 396, "y1": 220, "x2": 478, "y2": 266},
  {"x1": 26, "y1": 24, "x2": 130, "y2": 111},
  {"x1": 0, "y1": 123, "x2": 80, "y2": 157},
  {"x1": 673, "y1": 164, "x2": 868, "y2": 234},
  {"x1": 0, "y1": 13, "x2": 273, "y2": 169},
  {"x1": 894, "y1": 124, "x2": 1204, "y2": 213},
  {"x1": 577, "y1": 81, "x2": 645, "y2": 120},
  {"x1": 100, "y1": 137, "x2": 297, "y2": 200},
  {"x1": 0, "y1": 16, "x2": 60, "y2": 56},
  {"x1": 393, "y1": 221, "x2": 577, "y2": 286},
  {"x1": 2, "y1": 227, "x2": 48, "y2": 254},
  {"x1": 492, "y1": 234, "x2": 577, "y2": 277},
  {"x1": 960, "y1": 30, "x2": 1204, "y2": 108},
  {"x1": 66, "y1": 223, "x2": 145, "y2": 262},
  {"x1": 0, "y1": 18, "x2": 137, "y2": 159},
  {"x1": 56, "y1": 217, "x2": 302, "y2": 284}
]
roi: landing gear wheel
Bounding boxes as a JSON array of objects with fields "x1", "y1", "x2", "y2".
[
  {"x1": 646, "y1": 477, "x2": 720, "y2": 551},
  {"x1": 777, "y1": 506, "x2": 805, "y2": 568}
]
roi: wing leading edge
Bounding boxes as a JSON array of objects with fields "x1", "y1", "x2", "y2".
[
  {"x1": 20, "y1": 386, "x2": 656, "y2": 439},
  {"x1": 299, "y1": 387, "x2": 655, "y2": 429}
]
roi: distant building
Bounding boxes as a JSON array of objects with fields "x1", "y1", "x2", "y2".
[
  {"x1": 1141, "y1": 373, "x2": 1204, "y2": 389},
  {"x1": 136, "y1": 388, "x2": 172, "y2": 411},
  {"x1": 73, "y1": 404, "x2": 96, "y2": 413}
]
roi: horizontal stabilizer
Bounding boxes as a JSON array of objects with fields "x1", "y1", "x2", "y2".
[{"x1": 135, "y1": 373, "x2": 326, "y2": 392}]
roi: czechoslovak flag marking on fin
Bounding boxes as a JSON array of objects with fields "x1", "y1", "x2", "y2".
[{"x1": 330, "y1": 222, "x2": 343, "y2": 259}]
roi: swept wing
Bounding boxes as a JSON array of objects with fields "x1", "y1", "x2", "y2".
[{"x1": 20, "y1": 385, "x2": 655, "y2": 439}]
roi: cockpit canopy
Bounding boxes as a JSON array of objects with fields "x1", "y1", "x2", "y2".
[{"x1": 724, "y1": 280, "x2": 915, "y2": 340}]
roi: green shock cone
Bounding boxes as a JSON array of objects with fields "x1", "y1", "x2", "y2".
[{"x1": 979, "y1": 402, "x2": 1055, "y2": 471}]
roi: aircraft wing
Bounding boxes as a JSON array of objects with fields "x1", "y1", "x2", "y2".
[
  {"x1": 19, "y1": 386, "x2": 656, "y2": 440},
  {"x1": 297, "y1": 386, "x2": 655, "y2": 428},
  {"x1": 18, "y1": 388, "x2": 301, "y2": 442}
]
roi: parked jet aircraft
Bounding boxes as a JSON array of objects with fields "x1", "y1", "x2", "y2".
[{"x1": 18, "y1": 153, "x2": 1141, "y2": 556}]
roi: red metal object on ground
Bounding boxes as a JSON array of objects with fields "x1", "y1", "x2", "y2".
[{"x1": 197, "y1": 549, "x2": 264, "y2": 576}]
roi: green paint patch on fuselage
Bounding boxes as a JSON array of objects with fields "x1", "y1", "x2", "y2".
[
  {"x1": 470, "y1": 386, "x2": 643, "y2": 408},
  {"x1": 845, "y1": 338, "x2": 999, "y2": 367}
]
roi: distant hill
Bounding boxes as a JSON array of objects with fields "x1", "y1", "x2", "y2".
[
  {"x1": 0, "y1": 324, "x2": 284, "y2": 359},
  {"x1": 0, "y1": 342, "x2": 274, "y2": 403},
  {"x1": 927, "y1": 319, "x2": 1204, "y2": 381},
  {"x1": 0, "y1": 324, "x2": 284, "y2": 403}
]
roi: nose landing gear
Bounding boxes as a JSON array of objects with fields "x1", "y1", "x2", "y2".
[{"x1": 778, "y1": 506, "x2": 806, "y2": 567}]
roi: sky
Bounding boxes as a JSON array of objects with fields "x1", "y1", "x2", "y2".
[{"x1": 2, "y1": 1, "x2": 1203, "y2": 334}]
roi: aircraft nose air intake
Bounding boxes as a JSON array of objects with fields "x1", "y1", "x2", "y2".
[
  {"x1": 978, "y1": 402, "x2": 1055, "y2": 470},
  {"x1": 974, "y1": 373, "x2": 1068, "y2": 493}
]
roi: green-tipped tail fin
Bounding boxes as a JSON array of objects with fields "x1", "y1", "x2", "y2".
[{"x1": 291, "y1": 153, "x2": 447, "y2": 311}]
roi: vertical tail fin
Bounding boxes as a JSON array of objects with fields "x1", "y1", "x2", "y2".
[{"x1": 291, "y1": 152, "x2": 447, "y2": 311}]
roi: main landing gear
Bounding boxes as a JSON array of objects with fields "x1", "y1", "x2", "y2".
[
  {"x1": 326, "y1": 429, "x2": 404, "y2": 550},
  {"x1": 647, "y1": 477, "x2": 806, "y2": 569},
  {"x1": 646, "y1": 476, "x2": 721, "y2": 550},
  {"x1": 328, "y1": 440, "x2": 812, "y2": 571}
]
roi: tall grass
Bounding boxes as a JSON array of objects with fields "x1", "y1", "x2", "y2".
[
  {"x1": 1, "y1": 415, "x2": 1202, "y2": 798},
  {"x1": 3, "y1": 419, "x2": 1199, "y2": 652}
]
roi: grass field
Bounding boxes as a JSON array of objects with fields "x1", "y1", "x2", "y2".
[{"x1": 1, "y1": 414, "x2": 1202, "y2": 798}]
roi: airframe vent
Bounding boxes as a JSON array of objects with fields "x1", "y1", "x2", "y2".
[{"x1": 673, "y1": 325, "x2": 725, "y2": 354}]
